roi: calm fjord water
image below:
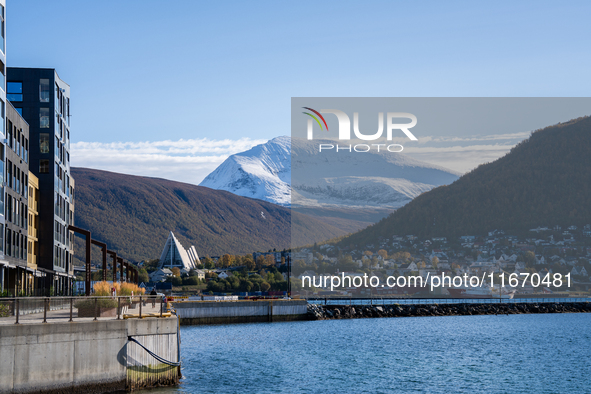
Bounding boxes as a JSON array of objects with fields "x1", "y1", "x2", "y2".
[{"x1": 144, "y1": 313, "x2": 591, "y2": 393}]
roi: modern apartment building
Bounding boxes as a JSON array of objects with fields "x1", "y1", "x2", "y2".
[
  {"x1": 3, "y1": 101, "x2": 33, "y2": 294},
  {"x1": 6, "y1": 67, "x2": 74, "y2": 295}
]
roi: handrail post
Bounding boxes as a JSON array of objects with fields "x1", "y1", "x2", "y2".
[
  {"x1": 93, "y1": 297, "x2": 98, "y2": 321},
  {"x1": 43, "y1": 298, "x2": 48, "y2": 323},
  {"x1": 160, "y1": 296, "x2": 163, "y2": 318},
  {"x1": 69, "y1": 298, "x2": 73, "y2": 322},
  {"x1": 15, "y1": 299, "x2": 19, "y2": 325},
  {"x1": 139, "y1": 296, "x2": 142, "y2": 319},
  {"x1": 117, "y1": 297, "x2": 121, "y2": 320}
]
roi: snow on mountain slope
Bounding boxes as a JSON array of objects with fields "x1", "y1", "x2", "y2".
[
  {"x1": 291, "y1": 138, "x2": 460, "y2": 208},
  {"x1": 199, "y1": 136, "x2": 291, "y2": 205},
  {"x1": 200, "y1": 136, "x2": 461, "y2": 208}
]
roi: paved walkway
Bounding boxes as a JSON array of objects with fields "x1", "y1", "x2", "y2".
[{"x1": 0, "y1": 302, "x2": 165, "y2": 325}]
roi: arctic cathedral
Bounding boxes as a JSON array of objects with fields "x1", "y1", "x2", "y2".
[{"x1": 157, "y1": 232, "x2": 200, "y2": 271}]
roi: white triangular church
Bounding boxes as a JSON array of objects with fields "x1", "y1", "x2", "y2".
[{"x1": 157, "y1": 231, "x2": 200, "y2": 271}]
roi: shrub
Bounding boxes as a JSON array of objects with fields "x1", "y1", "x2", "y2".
[
  {"x1": 120, "y1": 282, "x2": 145, "y2": 296},
  {"x1": 93, "y1": 281, "x2": 112, "y2": 296},
  {"x1": 182, "y1": 276, "x2": 199, "y2": 286},
  {"x1": 206, "y1": 280, "x2": 225, "y2": 293},
  {"x1": 75, "y1": 298, "x2": 118, "y2": 310},
  {"x1": 0, "y1": 303, "x2": 10, "y2": 317}
]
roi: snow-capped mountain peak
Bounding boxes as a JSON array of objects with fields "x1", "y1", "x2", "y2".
[
  {"x1": 199, "y1": 136, "x2": 291, "y2": 205},
  {"x1": 200, "y1": 136, "x2": 460, "y2": 208}
]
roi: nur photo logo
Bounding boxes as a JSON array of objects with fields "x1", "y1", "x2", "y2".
[{"x1": 302, "y1": 107, "x2": 418, "y2": 152}]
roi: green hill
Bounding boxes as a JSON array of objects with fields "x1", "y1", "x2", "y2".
[
  {"x1": 340, "y1": 115, "x2": 591, "y2": 246},
  {"x1": 71, "y1": 168, "x2": 347, "y2": 263}
]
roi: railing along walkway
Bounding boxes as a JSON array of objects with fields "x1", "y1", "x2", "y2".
[{"x1": 0, "y1": 295, "x2": 170, "y2": 325}]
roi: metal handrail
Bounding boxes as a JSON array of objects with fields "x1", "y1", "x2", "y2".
[{"x1": 0, "y1": 295, "x2": 168, "y2": 325}]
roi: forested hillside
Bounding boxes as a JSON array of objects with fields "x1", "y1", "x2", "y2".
[
  {"x1": 71, "y1": 168, "x2": 347, "y2": 263},
  {"x1": 341, "y1": 115, "x2": 591, "y2": 246}
]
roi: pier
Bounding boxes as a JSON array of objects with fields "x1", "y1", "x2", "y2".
[{"x1": 174, "y1": 299, "x2": 308, "y2": 325}]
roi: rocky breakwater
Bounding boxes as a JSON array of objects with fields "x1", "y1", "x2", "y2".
[{"x1": 307, "y1": 302, "x2": 591, "y2": 320}]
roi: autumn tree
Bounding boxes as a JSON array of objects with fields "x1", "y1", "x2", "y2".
[
  {"x1": 264, "y1": 254, "x2": 275, "y2": 266},
  {"x1": 138, "y1": 268, "x2": 149, "y2": 283},
  {"x1": 260, "y1": 281, "x2": 271, "y2": 292},
  {"x1": 243, "y1": 256, "x2": 255, "y2": 271},
  {"x1": 431, "y1": 256, "x2": 439, "y2": 268},
  {"x1": 256, "y1": 255, "x2": 265, "y2": 269},
  {"x1": 219, "y1": 254, "x2": 234, "y2": 268},
  {"x1": 201, "y1": 256, "x2": 215, "y2": 269}
]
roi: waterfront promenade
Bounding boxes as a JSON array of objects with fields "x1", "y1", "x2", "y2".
[
  {"x1": 0, "y1": 302, "x2": 164, "y2": 325},
  {"x1": 0, "y1": 296, "x2": 179, "y2": 394}
]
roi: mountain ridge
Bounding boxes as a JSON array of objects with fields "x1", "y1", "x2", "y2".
[{"x1": 339, "y1": 115, "x2": 591, "y2": 247}]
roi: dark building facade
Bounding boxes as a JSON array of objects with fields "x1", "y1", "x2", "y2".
[{"x1": 6, "y1": 67, "x2": 74, "y2": 294}]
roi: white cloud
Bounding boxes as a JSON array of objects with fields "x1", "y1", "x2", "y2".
[
  {"x1": 403, "y1": 144, "x2": 517, "y2": 173},
  {"x1": 71, "y1": 137, "x2": 268, "y2": 184},
  {"x1": 310, "y1": 131, "x2": 528, "y2": 146},
  {"x1": 415, "y1": 131, "x2": 531, "y2": 144},
  {"x1": 71, "y1": 131, "x2": 526, "y2": 185},
  {"x1": 310, "y1": 131, "x2": 526, "y2": 173}
]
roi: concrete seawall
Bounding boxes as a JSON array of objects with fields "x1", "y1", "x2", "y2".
[
  {"x1": 0, "y1": 317, "x2": 179, "y2": 393},
  {"x1": 175, "y1": 300, "x2": 308, "y2": 325}
]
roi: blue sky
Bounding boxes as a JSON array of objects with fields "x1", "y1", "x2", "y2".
[{"x1": 7, "y1": 0, "x2": 591, "y2": 183}]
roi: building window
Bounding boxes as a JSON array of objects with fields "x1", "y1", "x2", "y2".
[
  {"x1": 5, "y1": 229, "x2": 10, "y2": 256},
  {"x1": 7, "y1": 82, "x2": 22, "y2": 101},
  {"x1": 40, "y1": 107, "x2": 50, "y2": 128},
  {"x1": 0, "y1": 4, "x2": 4, "y2": 53},
  {"x1": 40, "y1": 79, "x2": 50, "y2": 102},
  {"x1": 15, "y1": 108, "x2": 22, "y2": 116},
  {"x1": 6, "y1": 120, "x2": 11, "y2": 148},
  {"x1": 6, "y1": 197, "x2": 11, "y2": 222},
  {"x1": 0, "y1": 60, "x2": 5, "y2": 91},
  {"x1": 39, "y1": 159, "x2": 50, "y2": 174},
  {"x1": 40, "y1": 133, "x2": 50, "y2": 153},
  {"x1": 0, "y1": 99, "x2": 4, "y2": 134},
  {"x1": 6, "y1": 159, "x2": 11, "y2": 188}
]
